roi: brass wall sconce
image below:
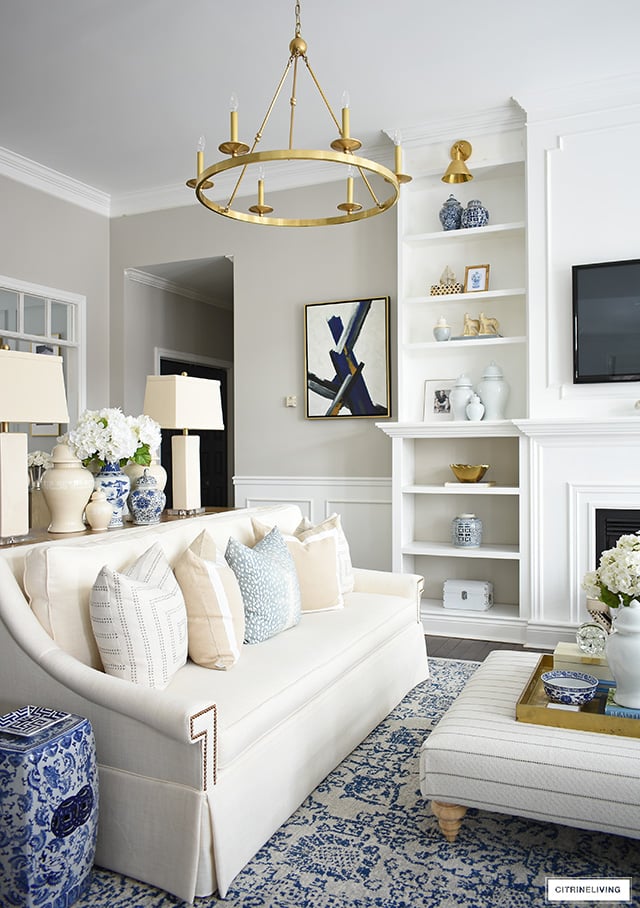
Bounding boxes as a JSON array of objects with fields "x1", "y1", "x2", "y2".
[{"x1": 442, "y1": 140, "x2": 473, "y2": 184}]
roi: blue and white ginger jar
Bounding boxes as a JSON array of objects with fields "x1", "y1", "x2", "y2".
[
  {"x1": 439, "y1": 194, "x2": 463, "y2": 231},
  {"x1": 461, "y1": 199, "x2": 489, "y2": 229},
  {"x1": 128, "y1": 468, "x2": 166, "y2": 525}
]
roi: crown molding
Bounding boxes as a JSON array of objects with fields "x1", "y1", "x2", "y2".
[
  {"x1": 514, "y1": 71, "x2": 640, "y2": 124},
  {"x1": 385, "y1": 102, "x2": 526, "y2": 150},
  {"x1": 125, "y1": 268, "x2": 231, "y2": 310},
  {"x1": 0, "y1": 146, "x2": 111, "y2": 216}
]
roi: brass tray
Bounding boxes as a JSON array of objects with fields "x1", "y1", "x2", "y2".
[{"x1": 516, "y1": 654, "x2": 640, "y2": 739}]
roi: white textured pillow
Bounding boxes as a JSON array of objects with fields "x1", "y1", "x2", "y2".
[
  {"x1": 296, "y1": 514, "x2": 354, "y2": 594},
  {"x1": 90, "y1": 543, "x2": 188, "y2": 688},
  {"x1": 174, "y1": 530, "x2": 245, "y2": 670},
  {"x1": 252, "y1": 518, "x2": 343, "y2": 613},
  {"x1": 225, "y1": 527, "x2": 301, "y2": 644}
]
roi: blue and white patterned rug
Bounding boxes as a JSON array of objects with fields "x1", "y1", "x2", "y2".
[{"x1": 75, "y1": 658, "x2": 640, "y2": 907}]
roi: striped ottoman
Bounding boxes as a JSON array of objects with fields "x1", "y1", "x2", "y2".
[{"x1": 419, "y1": 650, "x2": 640, "y2": 841}]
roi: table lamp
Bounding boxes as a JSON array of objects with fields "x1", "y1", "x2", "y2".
[
  {"x1": 0, "y1": 348, "x2": 70, "y2": 541},
  {"x1": 143, "y1": 373, "x2": 224, "y2": 514}
]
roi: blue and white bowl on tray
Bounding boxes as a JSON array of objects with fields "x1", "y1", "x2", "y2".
[{"x1": 541, "y1": 669, "x2": 599, "y2": 706}]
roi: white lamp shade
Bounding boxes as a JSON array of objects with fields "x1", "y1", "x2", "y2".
[
  {"x1": 143, "y1": 374, "x2": 224, "y2": 430},
  {"x1": 0, "y1": 349, "x2": 69, "y2": 424}
]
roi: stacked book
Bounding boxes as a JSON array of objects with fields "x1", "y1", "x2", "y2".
[{"x1": 605, "y1": 689, "x2": 640, "y2": 720}]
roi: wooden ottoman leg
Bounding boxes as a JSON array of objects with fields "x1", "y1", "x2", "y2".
[{"x1": 431, "y1": 800, "x2": 468, "y2": 842}]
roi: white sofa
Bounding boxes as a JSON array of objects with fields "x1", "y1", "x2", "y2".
[{"x1": 0, "y1": 504, "x2": 428, "y2": 902}]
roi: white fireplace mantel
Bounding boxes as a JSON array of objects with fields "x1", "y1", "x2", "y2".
[{"x1": 516, "y1": 415, "x2": 640, "y2": 648}]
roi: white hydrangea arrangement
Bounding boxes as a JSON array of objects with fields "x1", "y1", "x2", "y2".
[
  {"x1": 27, "y1": 450, "x2": 52, "y2": 469},
  {"x1": 582, "y1": 533, "x2": 640, "y2": 609},
  {"x1": 63, "y1": 408, "x2": 161, "y2": 468}
]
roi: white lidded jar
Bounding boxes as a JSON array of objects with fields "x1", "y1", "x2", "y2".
[
  {"x1": 466, "y1": 393, "x2": 485, "y2": 421},
  {"x1": 449, "y1": 374, "x2": 474, "y2": 420},
  {"x1": 476, "y1": 362, "x2": 509, "y2": 420}
]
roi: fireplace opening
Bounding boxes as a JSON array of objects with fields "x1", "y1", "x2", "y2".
[{"x1": 595, "y1": 508, "x2": 640, "y2": 562}]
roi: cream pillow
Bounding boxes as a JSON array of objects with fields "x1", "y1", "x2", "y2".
[
  {"x1": 24, "y1": 535, "x2": 157, "y2": 669},
  {"x1": 174, "y1": 530, "x2": 245, "y2": 670},
  {"x1": 90, "y1": 542, "x2": 188, "y2": 689},
  {"x1": 296, "y1": 514, "x2": 354, "y2": 594},
  {"x1": 252, "y1": 518, "x2": 343, "y2": 613}
]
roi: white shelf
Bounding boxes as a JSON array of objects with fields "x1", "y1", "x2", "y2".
[
  {"x1": 402, "y1": 541, "x2": 520, "y2": 559},
  {"x1": 405, "y1": 221, "x2": 525, "y2": 245},
  {"x1": 404, "y1": 484, "x2": 519, "y2": 496},
  {"x1": 404, "y1": 336, "x2": 526, "y2": 353},
  {"x1": 379, "y1": 421, "x2": 521, "y2": 438},
  {"x1": 422, "y1": 597, "x2": 519, "y2": 619},
  {"x1": 405, "y1": 288, "x2": 526, "y2": 306}
]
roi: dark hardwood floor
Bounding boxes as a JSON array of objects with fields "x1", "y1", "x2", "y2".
[{"x1": 425, "y1": 635, "x2": 552, "y2": 662}]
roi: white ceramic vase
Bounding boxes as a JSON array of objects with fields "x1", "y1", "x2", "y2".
[
  {"x1": 476, "y1": 362, "x2": 509, "y2": 420},
  {"x1": 41, "y1": 444, "x2": 95, "y2": 533},
  {"x1": 449, "y1": 374, "x2": 473, "y2": 420},
  {"x1": 605, "y1": 600, "x2": 640, "y2": 708},
  {"x1": 85, "y1": 490, "x2": 114, "y2": 532}
]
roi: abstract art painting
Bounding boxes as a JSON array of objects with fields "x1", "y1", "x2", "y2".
[{"x1": 304, "y1": 297, "x2": 390, "y2": 419}]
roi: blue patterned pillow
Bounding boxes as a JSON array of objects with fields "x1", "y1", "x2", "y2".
[{"x1": 225, "y1": 526, "x2": 301, "y2": 644}]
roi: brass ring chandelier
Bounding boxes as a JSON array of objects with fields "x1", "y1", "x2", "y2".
[{"x1": 186, "y1": 1, "x2": 411, "y2": 227}]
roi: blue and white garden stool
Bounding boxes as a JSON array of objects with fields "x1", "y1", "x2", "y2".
[{"x1": 0, "y1": 706, "x2": 99, "y2": 908}]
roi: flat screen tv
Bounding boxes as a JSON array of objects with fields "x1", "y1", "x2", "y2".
[{"x1": 572, "y1": 258, "x2": 640, "y2": 383}]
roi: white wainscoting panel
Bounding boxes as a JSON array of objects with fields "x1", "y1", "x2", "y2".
[{"x1": 233, "y1": 476, "x2": 392, "y2": 571}]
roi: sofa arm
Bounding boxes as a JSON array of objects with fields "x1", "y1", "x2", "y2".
[
  {"x1": 0, "y1": 558, "x2": 214, "y2": 751},
  {"x1": 352, "y1": 568, "x2": 424, "y2": 616}
]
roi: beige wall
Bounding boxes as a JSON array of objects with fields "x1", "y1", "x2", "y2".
[
  {"x1": 110, "y1": 183, "x2": 397, "y2": 478},
  {"x1": 0, "y1": 175, "x2": 110, "y2": 408}
]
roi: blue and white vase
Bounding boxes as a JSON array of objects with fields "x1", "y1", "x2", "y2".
[
  {"x1": 94, "y1": 461, "x2": 130, "y2": 528},
  {"x1": 461, "y1": 199, "x2": 489, "y2": 229},
  {"x1": 452, "y1": 514, "x2": 483, "y2": 548},
  {"x1": 439, "y1": 194, "x2": 463, "y2": 231},
  {"x1": 128, "y1": 469, "x2": 166, "y2": 525}
]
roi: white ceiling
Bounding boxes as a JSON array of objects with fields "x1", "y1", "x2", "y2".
[{"x1": 2, "y1": 0, "x2": 639, "y2": 215}]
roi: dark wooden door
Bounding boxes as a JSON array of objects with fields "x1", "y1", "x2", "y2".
[{"x1": 159, "y1": 358, "x2": 229, "y2": 507}]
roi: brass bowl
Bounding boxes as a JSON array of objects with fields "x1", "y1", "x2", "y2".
[{"x1": 450, "y1": 464, "x2": 489, "y2": 483}]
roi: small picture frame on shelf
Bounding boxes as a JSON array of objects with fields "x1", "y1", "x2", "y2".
[
  {"x1": 464, "y1": 264, "x2": 490, "y2": 293},
  {"x1": 423, "y1": 378, "x2": 455, "y2": 421}
]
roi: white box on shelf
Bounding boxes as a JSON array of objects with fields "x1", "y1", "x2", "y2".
[{"x1": 443, "y1": 579, "x2": 493, "y2": 610}]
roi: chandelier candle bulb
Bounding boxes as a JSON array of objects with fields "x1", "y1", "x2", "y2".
[
  {"x1": 341, "y1": 91, "x2": 350, "y2": 138},
  {"x1": 229, "y1": 93, "x2": 239, "y2": 143},
  {"x1": 258, "y1": 168, "x2": 265, "y2": 207},
  {"x1": 197, "y1": 135, "x2": 205, "y2": 175}
]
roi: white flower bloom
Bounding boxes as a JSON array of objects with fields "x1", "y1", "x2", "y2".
[
  {"x1": 27, "y1": 450, "x2": 52, "y2": 469},
  {"x1": 66, "y1": 408, "x2": 138, "y2": 465},
  {"x1": 582, "y1": 532, "x2": 640, "y2": 607},
  {"x1": 127, "y1": 414, "x2": 162, "y2": 453}
]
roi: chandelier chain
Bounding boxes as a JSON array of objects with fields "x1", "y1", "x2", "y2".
[{"x1": 295, "y1": 0, "x2": 301, "y2": 37}]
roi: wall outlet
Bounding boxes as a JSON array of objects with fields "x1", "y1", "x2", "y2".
[{"x1": 285, "y1": 395, "x2": 297, "y2": 407}]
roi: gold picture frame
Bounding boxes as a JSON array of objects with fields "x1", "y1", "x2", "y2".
[{"x1": 464, "y1": 264, "x2": 490, "y2": 293}]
